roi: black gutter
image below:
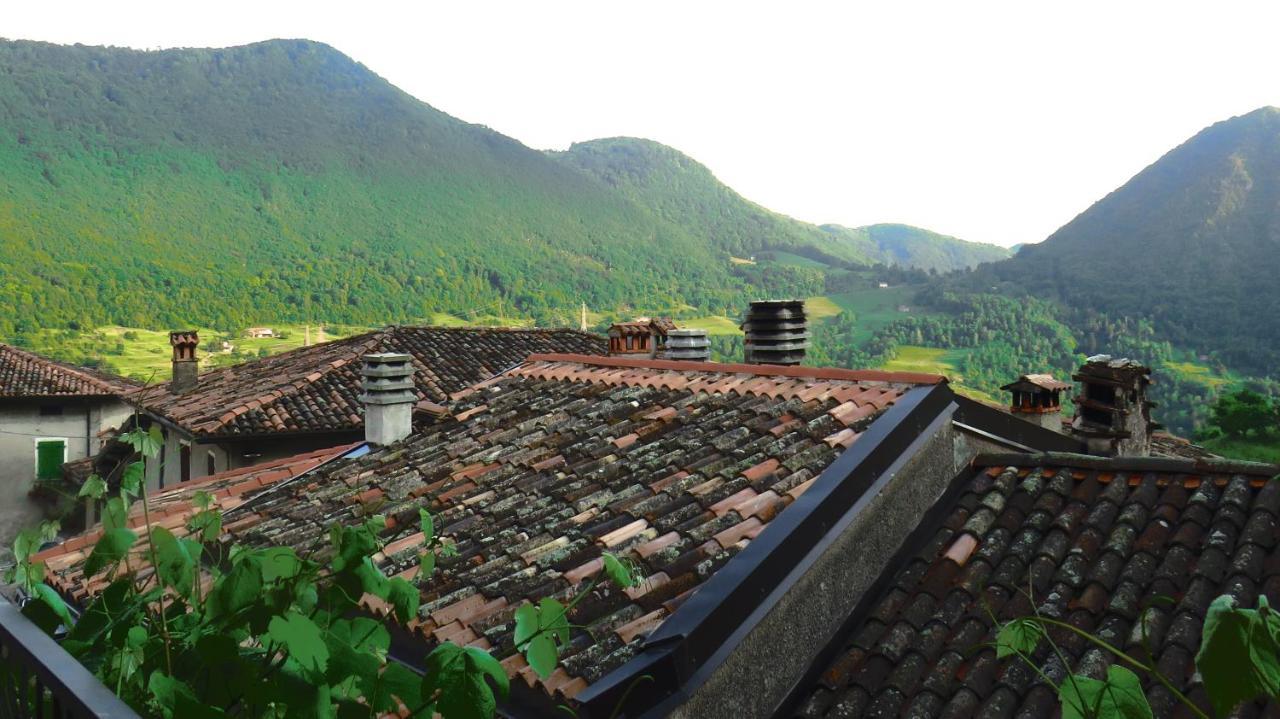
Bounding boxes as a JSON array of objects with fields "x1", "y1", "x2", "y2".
[
  {"x1": 952, "y1": 395, "x2": 1084, "y2": 453},
  {"x1": 975, "y1": 451, "x2": 1280, "y2": 478},
  {"x1": 574, "y1": 383, "x2": 956, "y2": 717},
  {"x1": 770, "y1": 462, "x2": 978, "y2": 717}
]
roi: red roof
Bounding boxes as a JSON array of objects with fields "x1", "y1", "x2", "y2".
[{"x1": 0, "y1": 344, "x2": 138, "y2": 397}]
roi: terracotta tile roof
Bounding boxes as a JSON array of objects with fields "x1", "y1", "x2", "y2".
[
  {"x1": 127, "y1": 326, "x2": 606, "y2": 438},
  {"x1": 792, "y1": 455, "x2": 1280, "y2": 718},
  {"x1": 34, "y1": 443, "x2": 360, "y2": 605},
  {"x1": 0, "y1": 344, "x2": 138, "y2": 397},
  {"x1": 41, "y1": 355, "x2": 937, "y2": 703}
]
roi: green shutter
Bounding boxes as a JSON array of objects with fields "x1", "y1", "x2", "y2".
[{"x1": 35, "y1": 440, "x2": 64, "y2": 480}]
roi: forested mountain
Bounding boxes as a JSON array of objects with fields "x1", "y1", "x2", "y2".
[
  {"x1": 555, "y1": 138, "x2": 1008, "y2": 271},
  {"x1": 966, "y1": 107, "x2": 1280, "y2": 375},
  {"x1": 820, "y1": 223, "x2": 1009, "y2": 272},
  {"x1": 0, "y1": 38, "x2": 992, "y2": 336}
]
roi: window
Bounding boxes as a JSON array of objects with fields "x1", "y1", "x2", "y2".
[
  {"x1": 39, "y1": 405, "x2": 63, "y2": 417},
  {"x1": 207, "y1": 451, "x2": 217, "y2": 476},
  {"x1": 34, "y1": 438, "x2": 66, "y2": 480},
  {"x1": 180, "y1": 444, "x2": 191, "y2": 483}
]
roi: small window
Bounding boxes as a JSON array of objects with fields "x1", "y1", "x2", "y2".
[
  {"x1": 207, "y1": 451, "x2": 217, "y2": 476},
  {"x1": 39, "y1": 405, "x2": 63, "y2": 417},
  {"x1": 180, "y1": 444, "x2": 191, "y2": 483},
  {"x1": 34, "y1": 439, "x2": 66, "y2": 480}
]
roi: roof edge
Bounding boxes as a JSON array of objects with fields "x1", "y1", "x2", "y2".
[
  {"x1": 974, "y1": 451, "x2": 1280, "y2": 478},
  {"x1": 521, "y1": 353, "x2": 947, "y2": 385}
]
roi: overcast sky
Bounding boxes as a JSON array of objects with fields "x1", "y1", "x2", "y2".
[{"x1": 8, "y1": 1, "x2": 1280, "y2": 247}]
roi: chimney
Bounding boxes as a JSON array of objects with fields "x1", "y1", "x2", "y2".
[
  {"x1": 360, "y1": 353, "x2": 416, "y2": 446},
  {"x1": 665, "y1": 328, "x2": 710, "y2": 362},
  {"x1": 743, "y1": 300, "x2": 807, "y2": 365},
  {"x1": 169, "y1": 331, "x2": 200, "y2": 394},
  {"x1": 607, "y1": 318, "x2": 676, "y2": 358},
  {"x1": 1001, "y1": 373, "x2": 1071, "y2": 433},
  {"x1": 1068, "y1": 355, "x2": 1158, "y2": 457}
]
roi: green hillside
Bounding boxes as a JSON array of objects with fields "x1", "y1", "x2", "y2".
[
  {"x1": 968, "y1": 107, "x2": 1280, "y2": 375},
  {"x1": 0, "y1": 39, "x2": 992, "y2": 339},
  {"x1": 556, "y1": 137, "x2": 1008, "y2": 272},
  {"x1": 821, "y1": 223, "x2": 1010, "y2": 272}
]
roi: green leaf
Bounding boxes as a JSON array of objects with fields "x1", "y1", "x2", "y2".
[
  {"x1": 151, "y1": 526, "x2": 196, "y2": 597},
  {"x1": 259, "y1": 547, "x2": 303, "y2": 582},
  {"x1": 211, "y1": 557, "x2": 262, "y2": 618},
  {"x1": 267, "y1": 611, "x2": 329, "y2": 680},
  {"x1": 419, "y1": 508, "x2": 435, "y2": 545},
  {"x1": 191, "y1": 490, "x2": 214, "y2": 511},
  {"x1": 123, "y1": 426, "x2": 163, "y2": 458},
  {"x1": 539, "y1": 596, "x2": 570, "y2": 645},
  {"x1": 1058, "y1": 666, "x2": 1153, "y2": 719},
  {"x1": 513, "y1": 603, "x2": 538, "y2": 648},
  {"x1": 1197, "y1": 594, "x2": 1280, "y2": 716},
  {"x1": 21, "y1": 584, "x2": 73, "y2": 636},
  {"x1": 387, "y1": 576, "x2": 420, "y2": 624},
  {"x1": 995, "y1": 618, "x2": 1044, "y2": 658},
  {"x1": 422, "y1": 642, "x2": 507, "y2": 719},
  {"x1": 371, "y1": 661, "x2": 425, "y2": 714},
  {"x1": 121, "y1": 461, "x2": 145, "y2": 495},
  {"x1": 102, "y1": 497, "x2": 128, "y2": 531},
  {"x1": 602, "y1": 552, "x2": 637, "y2": 588},
  {"x1": 83, "y1": 527, "x2": 137, "y2": 577},
  {"x1": 525, "y1": 634, "x2": 558, "y2": 679},
  {"x1": 78, "y1": 473, "x2": 107, "y2": 500},
  {"x1": 420, "y1": 550, "x2": 437, "y2": 581},
  {"x1": 148, "y1": 671, "x2": 197, "y2": 719},
  {"x1": 187, "y1": 509, "x2": 222, "y2": 543}
]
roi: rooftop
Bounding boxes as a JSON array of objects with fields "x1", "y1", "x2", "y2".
[
  {"x1": 127, "y1": 326, "x2": 606, "y2": 438},
  {"x1": 791, "y1": 452, "x2": 1280, "y2": 718},
  {"x1": 0, "y1": 344, "x2": 138, "y2": 398},
  {"x1": 41, "y1": 354, "x2": 942, "y2": 704}
]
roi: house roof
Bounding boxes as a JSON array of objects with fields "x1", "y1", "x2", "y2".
[
  {"x1": 41, "y1": 354, "x2": 941, "y2": 704},
  {"x1": 36, "y1": 442, "x2": 362, "y2": 605},
  {"x1": 127, "y1": 326, "x2": 607, "y2": 438},
  {"x1": 0, "y1": 344, "x2": 138, "y2": 398},
  {"x1": 1000, "y1": 373, "x2": 1072, "y2": 393},
  {"x1": 790, "y1": 452, "x2": 1280, "y2": 718}
]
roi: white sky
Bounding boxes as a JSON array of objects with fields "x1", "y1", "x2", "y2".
[{"x1": 7, "y1": 1, "x2": 1280, "y2": 247}]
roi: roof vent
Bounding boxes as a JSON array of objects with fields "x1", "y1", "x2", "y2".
[
  {"x1": 169, "y1": 331, "x2": 199, "y2": 394},
  {"x1": 743, "y1": 300, "x2": 807, "y2": 365},
  {"x1": 359, "y1": 353, "x2": 416, "y2": 446},
  {"x1": 665, "y1": 328, "x2": 710, "y2": 362}
]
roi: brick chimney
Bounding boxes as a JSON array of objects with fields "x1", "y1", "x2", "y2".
[
  {"x1": 1001, "y1": 373, "x2": 1070, "y2": 433},
  {"x1": 169, "y1": 331, "x2": 199, "y2": 394},
  {"x1": 1068, "y1": 355, "x2": 1158, "y2": 457},
  {"x1": 743, "y1": 300, "x2": 807, "y2": 365},
  {"x1": 607, "y1": 318, "x2": 676, "y2": 358},
  {"x1": 360, "y1": 353, "x2": 416, "y2": 446}
]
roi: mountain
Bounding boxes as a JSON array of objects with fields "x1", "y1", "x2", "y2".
[
  {"x1": 970, "y1": 107, "x2": 1280, "y2": 374},
  {"x1": 554, "y1": 138, "x2": 1008, "y2": 271},
  {"x1": 819, "y1": 223, "x2": 1010, "y2": 272},
  {"x1": 0, "y1": 38, "x2": 979, "y2": 337}
]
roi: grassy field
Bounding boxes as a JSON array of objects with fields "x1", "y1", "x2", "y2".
[
  {"x1": 678, "y1": 315, "x2": 744, "y2": 336},
  {"x1": 821, "y1": 286, "x2": 923, "y2": 344},
  {"x1": 1162, "y1": 360, "x2": 1233, "y2": 389},
  {"x1": 1201, "y1": 436, "x2": 1280, "y2": 464},
  {"x1": 29, "y1": 325, "x2": 365, "y2": 381},
  {"x1": 760, "y1": 251, "x2": 832, "y2": 270},
  {"x1": 880, "y1": 345, "x2": 1000, "y2": 403}
]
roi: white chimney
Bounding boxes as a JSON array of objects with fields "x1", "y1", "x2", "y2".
[{"x1": 360, "y1": 353, "x2": 416, "y2": 446}]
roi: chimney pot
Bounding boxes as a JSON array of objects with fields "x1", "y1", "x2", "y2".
[
  {"x1": 743, "y1": 300, "x2": 808, "y2": 365},
  {"x1": 665, "y1": 328, "x2": 711, "y2": 362},
  {"x1": 360, "y1": 353, "x2": 416, "y2": 446},
  {"x1": 169, "y1": 331, "x2": 200, "y2": 394},
  {"x1": 1001, "y1": 373, "x2": 1069, "y2": 434},
  {"x1": 1068, "y1": 356, "x2": 1156, "y2": 457}
]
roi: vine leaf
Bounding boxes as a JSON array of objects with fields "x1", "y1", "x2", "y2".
[
  {"x1": 151, "y1": 526, "x2": 197, "y2": 597},
  {"x1": 1197, "y1": 595, "x2": 1280, "y2": 716},
  {"x1": 78, "y1": 473, "x2": 107, "y2": 500},
  {"x1": 84, "y1": 527, "x2": 137, "y2": 577},
  {"x1": 1058, "y1": 665, "x2": 1153, "y2": 719},
  {"x1": 602, "y1": 552, "x2": 638, "y2": 589},
  {"x1": 267, "y1": 611, "x2": 329, "y2": 680},
  {"x1": 995, "y1": 617, "x2": 1044, "y2": 658},
  {"x1": 22, "y1": 584, "x2": 74, "y2": 635},
  {"x1": 121, "y1": 461, "x2": 145, "y2": 495},
  {"x1": 422, "y1": 643, "x2": 508, "y2": 719},
  {"x1": 387, "y1": 577, "x2": 420, "y2": 624}
]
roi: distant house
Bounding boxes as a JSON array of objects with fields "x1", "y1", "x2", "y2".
[
  {"x1": 0, "y1": 345, "x2": 136, "y2": 542},
  {"x1": 878, "y1": 282, "x2": 889, "y2": 288},
  {"x1": 111, "y1": 326, "x2": 607, "y2": 490},
  {"x1": 244, "y1": 327, "x2": 275, "y2": 338}
]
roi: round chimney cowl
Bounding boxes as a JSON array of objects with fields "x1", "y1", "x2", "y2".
[{"x1": 743, "y1": 300, "x2": 807, "y2": 366}]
